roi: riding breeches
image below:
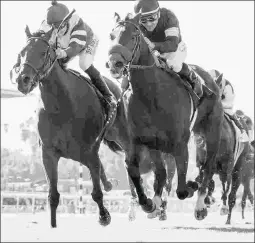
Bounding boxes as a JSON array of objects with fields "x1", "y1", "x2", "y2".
[
  {"x1": 78, "y1": 34, "x2": 99, "y2": 71},
  {"x1": 160, "y1": 41, "x2": 187, "y2": 73}
]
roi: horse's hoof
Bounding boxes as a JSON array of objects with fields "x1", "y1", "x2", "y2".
[
  {"x1": 220, "y1": 206, "x2": 229, "y2": 216},
  {"x1": 187, "y1": 180, "x2": 199, "y2": 191},
  {"x1": 177, "y1": 190, "x2": 189, "y2": 200},
  {"x1": 194, "y1": 207, "x2": 208, "y2": 220},
  {"x1": 104, "y1": 181, "x2": 113, "y2": 192},
  {"x1": 186, "y1": 187, "x2": 195, "y2": 198},
  {"x1": 225, "y1": 219, "x2": 231, "y2": 225},
  {"x1": 99, "y1": 212, "x2": 111, "y2": 226},
  {"x1": 147, "y1": 209, "x2": 160, "y2": 219},
  {"x1": 159, "y1": 213, "x2": 167, "y2": 221},
  {"x1": 51, "y1": 224, "x2": 57, "y2": 228},
  {"x1": 141, "y1": 198, "x2": 156, "y2": 213}
]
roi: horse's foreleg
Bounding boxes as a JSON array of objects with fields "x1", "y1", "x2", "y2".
[
  {"x1": 173, "y1": 144, "x2": 198, "y2": 200},
  {"x1": 88, "y1": 153, "x2": 111, "y2": 226},
  {"x1": 42, "y1": 147, "x2": 60, "y2": 228},
  {"x1": 126, "y1": 144, "x2": 155, "y2": 214},
  {"x1": 226, "y1": 166, "x2": 241, "y2": 224}
]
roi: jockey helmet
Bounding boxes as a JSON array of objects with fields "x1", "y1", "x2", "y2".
[
  {"x1": 134, "y1": 0, "x2": 160, "y2": 17},
  {"x1": 46, "y1": 1, "x2": 69, "y2": 27}
]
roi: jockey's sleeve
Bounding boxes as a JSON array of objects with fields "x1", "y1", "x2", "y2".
[
  {"x1": 153, "y1": 9, "x2": 180, "y2": 53},
  {"x1": 64, "y1": 18, "x2": 87, "y2": 58}
]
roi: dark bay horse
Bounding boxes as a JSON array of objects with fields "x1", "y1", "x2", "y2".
[
  {"x1": 10, "y1": 26, "x2": 131, "y2": 227},
  {"x1": 195, "y1": 110, "x2": 254, "y2": 224},
  {"x1": 106, "y1": 12, "x2": 224, "y2": 220}
]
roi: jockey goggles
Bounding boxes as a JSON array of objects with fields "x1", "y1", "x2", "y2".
[{"x1": 139, "y1": 13, "x2": 159, "y2": 24}]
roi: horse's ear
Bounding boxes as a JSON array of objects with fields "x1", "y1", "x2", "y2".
[
  {"x1": 114, "y1": 12, "x2": 121, "y2": 23},
  {"x1": 25, "y1": 25, "x2": 32, "y2": 39}
]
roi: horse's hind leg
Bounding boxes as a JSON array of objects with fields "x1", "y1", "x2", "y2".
[
  {"x1": 219, "y1": 173, "x2": 231, "y2": 215},
  {"x1": 226, "y1": 164, "x2": 242, "y2": 224},
  {"x1": 99, "y1": 163, "x2": 113, "y2": 192},
  {"x1": 204, "y1": 179, "x2": 216, "y2": 207},
  {"x1": 146, "y1": 150, "x2": 167, "y2": 219},
  {"x1": 127, "y1": 175, "x2": 140, "y2": 221},
  {"x1": 241, "y1": 188, "x2": 248, "y2": 219},
  {"x1": 87, "y1": 152, "x2": 111, "y2": 226},
  {"x1": 195, "y1": 113, "x2": 222, "y2": 220},
  {"x1": 42, "y1": 146, "x2": 60, "y2": 228}
]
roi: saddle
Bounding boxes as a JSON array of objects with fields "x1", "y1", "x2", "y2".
[{"x1": 154, "y1": 56, "x2": 201, "y2": 109}]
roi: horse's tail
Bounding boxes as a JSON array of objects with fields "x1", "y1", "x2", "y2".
[{"x1": 103, "y1": 139, "x2": 123, "y2": 154}]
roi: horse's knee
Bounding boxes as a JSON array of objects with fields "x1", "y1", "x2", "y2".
[{"x1": 91, "y1": 190, "x2": 103, "y2": 203}]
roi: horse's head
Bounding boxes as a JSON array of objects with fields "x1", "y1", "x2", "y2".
[
  {"x1": 106, "y1": 12, "x2": 147, "y2": 79},
  {"x1": 11, "y1": 25, "x2": 56, "y2": 94}
]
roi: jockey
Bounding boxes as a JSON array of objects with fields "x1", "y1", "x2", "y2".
[
  {"x1": 133, "y1": 0, "x2": 208, "y2": 98},
  {"x1": 209, "y1": 69, "x2": 250, "y2": 142},
  {"x1": 40, "y1": 1, "x2": 117, "y2": 118}
]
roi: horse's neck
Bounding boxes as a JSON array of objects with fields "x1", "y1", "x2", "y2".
[
  {"x1": 38, "y1": 65, "x2": 76, "y2": 113},
  {"x1": 130, "y1": 46, "x2": 158, "y2": 94}
]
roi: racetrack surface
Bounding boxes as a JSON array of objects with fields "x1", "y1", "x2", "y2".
[{"x1": 1, "y1": 211, "x2": 254, "y2": 242}]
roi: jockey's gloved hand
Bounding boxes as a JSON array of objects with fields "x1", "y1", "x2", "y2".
[{"x1": 56, "y1": 48, "x2": 67, "y2": 59}]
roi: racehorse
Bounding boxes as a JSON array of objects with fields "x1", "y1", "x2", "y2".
[
  {"x1": 106, "y1": 12, "x2": 224, "y2": 220},
  {"x1": 9, "y1": 26, "x2": 132, "y2": 228},
  {"x1": 195, "y1": 110, "x2": 254, "y2": 224}
]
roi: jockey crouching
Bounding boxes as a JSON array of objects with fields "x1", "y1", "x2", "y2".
[
  {"x1": 41, "y1": 1, "x2": 117, "y2": 118},
  {"x1": 209, "y1": 69, "x2": 250, "y2": 142},
  {"x1": 134, "y1": 0, "x2": 211, "y2": 98}
]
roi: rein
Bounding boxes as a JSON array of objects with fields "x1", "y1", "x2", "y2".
[
  {"x1": 22, "y1": 36, "x2": 56, "y2": 89},
  {"x1": 114, "y1": 20, "x2": 157, "y2": 74}
]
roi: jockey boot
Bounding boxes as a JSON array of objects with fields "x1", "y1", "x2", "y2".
[
  {"x1": 230, "y1": 113, "x2": 249, "y2": 142},
  {"x1": 85, "y1": 65, "x2": 117, "y2": 119},
  {"x1": 178, "y1": 63, "x2": 203, "y2": 98}
]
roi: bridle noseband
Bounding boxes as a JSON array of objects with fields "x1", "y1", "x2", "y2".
[{"x1": 21, "y1": 36, "x2": 57, "y2": 88}]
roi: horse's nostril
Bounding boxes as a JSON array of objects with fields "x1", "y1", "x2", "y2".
[
  {"x1": 105, "y1": 62, "x2": 110, "y2": 69},
  {"x1": 23, "y1": 76, "x2": 30, "y2": 85},
  {"x1": 115, "y1": 61, "x2": 124, "y2": 68}
]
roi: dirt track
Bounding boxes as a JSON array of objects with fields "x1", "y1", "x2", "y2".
[{"x1": 1, "y1": 211, "x2": 254, "y2": 242}]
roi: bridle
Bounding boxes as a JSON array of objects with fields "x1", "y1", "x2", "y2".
[
  {"x1": 19, "y1": 9, "x2": 76, "y2": 90},
  {"x1": 21, "y1": 36, "x2": 57, "y2": 89},
  {"x1": 113, "y1": 20, "x2": 157, "y2": 76}
]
